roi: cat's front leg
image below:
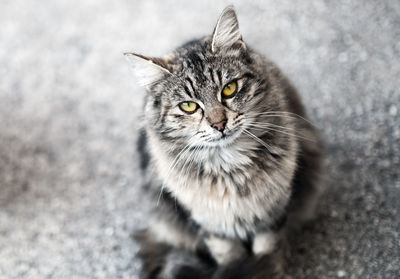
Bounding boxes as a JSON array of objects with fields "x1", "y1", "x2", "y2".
[
  {"x1": 252, "y1": 230, "x2": 291, "y2": 279},
  {"x1": 204, "y1": 234, "x2": 248, "y2": 265},
  {"x1": 252, "y1": 214, "x2": 287, "y2": 256}
]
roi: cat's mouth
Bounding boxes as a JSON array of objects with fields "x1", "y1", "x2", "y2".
[
  {"x1": 208, "y1": 133, "x2": 227, "y2": 142},
  {"x1": 204, "y1": 128, "x2": 242, "y2": 147}
]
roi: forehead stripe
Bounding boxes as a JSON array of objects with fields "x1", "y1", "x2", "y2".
[
  {"x1": 186, "y1": 77, "x2": 196, "y2": 93},
  {"x1": 208, "y1": 68, "x2": 215, "y2": 84},
  {"x1": 216, "y1": 70, "x2": 222, "y2": 85},
  {"x1": 187, "y1": 51, "x2": 205, "y2": 71},
  {"x1": 183, "y1": 85, "x2": 194, "y2": 98}
]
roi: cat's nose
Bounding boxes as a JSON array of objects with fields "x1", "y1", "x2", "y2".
[{"x1": 211, "y1": 119, "x2": 227, "y2": 132}]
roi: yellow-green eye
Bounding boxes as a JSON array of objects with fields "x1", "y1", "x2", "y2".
[
  {"x1": 179, "y1": 102, "x2": 198, "y2": 113},
  {"x1": 222, "y1": 81, "x2": 237, "y2": 98}
]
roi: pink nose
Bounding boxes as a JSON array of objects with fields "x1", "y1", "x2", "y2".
[{"x1": 211, "y1": 120, "x2": 227, "y2": 132}]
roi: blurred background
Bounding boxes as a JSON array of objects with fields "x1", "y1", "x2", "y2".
[{"x1": 0, "y1": 0, "x2": 399, "y2": 278}]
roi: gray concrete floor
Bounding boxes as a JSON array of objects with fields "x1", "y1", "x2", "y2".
[{"x1": 0, "y1": 0, "x2": 399, "y2": 278}]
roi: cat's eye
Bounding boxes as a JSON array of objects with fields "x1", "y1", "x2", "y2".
[
  {"x1": 222, "y1": 80, "x2": 238, "y2": 98},
  {"x1": 179, "y1": 101, "x2": 198, "y2": 113}
]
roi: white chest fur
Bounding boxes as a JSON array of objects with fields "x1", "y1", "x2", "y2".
[{"x1": 149, "y1": 136, "x2": 294, "y2": 239}]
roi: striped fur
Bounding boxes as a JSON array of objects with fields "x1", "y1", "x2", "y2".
[{"x1": 128, "y1": 6, "x2": 324, "y2": 279}]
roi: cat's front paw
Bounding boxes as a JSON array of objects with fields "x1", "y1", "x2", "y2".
[
  {"x1": 252, "y1": 231, "x2": 279, "y2": 256},
  {"x1": 204, "y1": 235, "x2": 247, "y2": 265}
]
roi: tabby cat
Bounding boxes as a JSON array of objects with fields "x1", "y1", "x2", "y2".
[{"x1": 126, "y1": 6, "x2": 324, "y2": 279}]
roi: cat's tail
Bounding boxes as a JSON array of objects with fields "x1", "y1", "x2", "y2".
[{"x1": 134, "y1": 230, "x2": 287, "y2": 279}]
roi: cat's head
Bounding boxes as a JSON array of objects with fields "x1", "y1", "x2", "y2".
[{"x1": 126, "y1": 6, "x2": 287, "y2": 148}]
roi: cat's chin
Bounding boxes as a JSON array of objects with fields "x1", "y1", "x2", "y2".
[{"x1": 200, "y1": 129, "x2": 242, "y2": 148}]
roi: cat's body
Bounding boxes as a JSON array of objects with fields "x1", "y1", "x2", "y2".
[{"x1": 128, "y1": 6, "x2": 323, "y2": 279}]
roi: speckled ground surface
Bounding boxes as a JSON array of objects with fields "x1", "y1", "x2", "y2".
[{"x1": 0, "y1": 0, "x2": 399, "y2": 278}]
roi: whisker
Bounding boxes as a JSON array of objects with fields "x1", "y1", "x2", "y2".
[
  {"x1": 243, "y1": 129, "x2": 273, "y2": 153},
  {"x1": 171, "y1": 143, "x2": 203, "y2": 205},
  {"x1": 246, "y1": 123, "x2": 315, "y2": 142},
  {"x1": 249, "y1": 111, "x2": 315, "y2": 126},
  {"x1": 157, "y1": 142, "x2": 193, "y2": 205},
  {"x1": 245, "y1": 118, "x2": 315, "y2": 141},
  {"x1": 242, "y1": 130, "x2": 294, "y2": 182},
  {"x1": 251, "y1": 122, "x2": 297, "y2": 132},
  {"x1": 183, "y1": 145, "x2": 201, "y2": 188}
]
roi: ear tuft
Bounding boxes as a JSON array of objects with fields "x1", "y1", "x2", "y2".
[
  {"x1": 211, "y1": 6, "x2": 245, "y2": 52},
  {"x1": 124, "y1": 53, "x2": 171, "y2": 87}
]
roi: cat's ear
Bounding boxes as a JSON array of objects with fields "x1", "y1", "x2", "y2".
[
  {"x1": 124, "y1": 52, "x2": 172, "y2": 87},
  {"x1": 211, "y1": 6, "x2": 246, "y2": 52}
]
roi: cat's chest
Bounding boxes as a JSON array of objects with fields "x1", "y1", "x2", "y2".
[
  {"x1": 161, "y1": 152, "x2": 279, "y2": 239},
  {"x1": 152, "y1": 141, "x2": 291, "y2": 238},
  {"x1": 172, "y1": 179, "x2": 271, "y2": 239}
]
